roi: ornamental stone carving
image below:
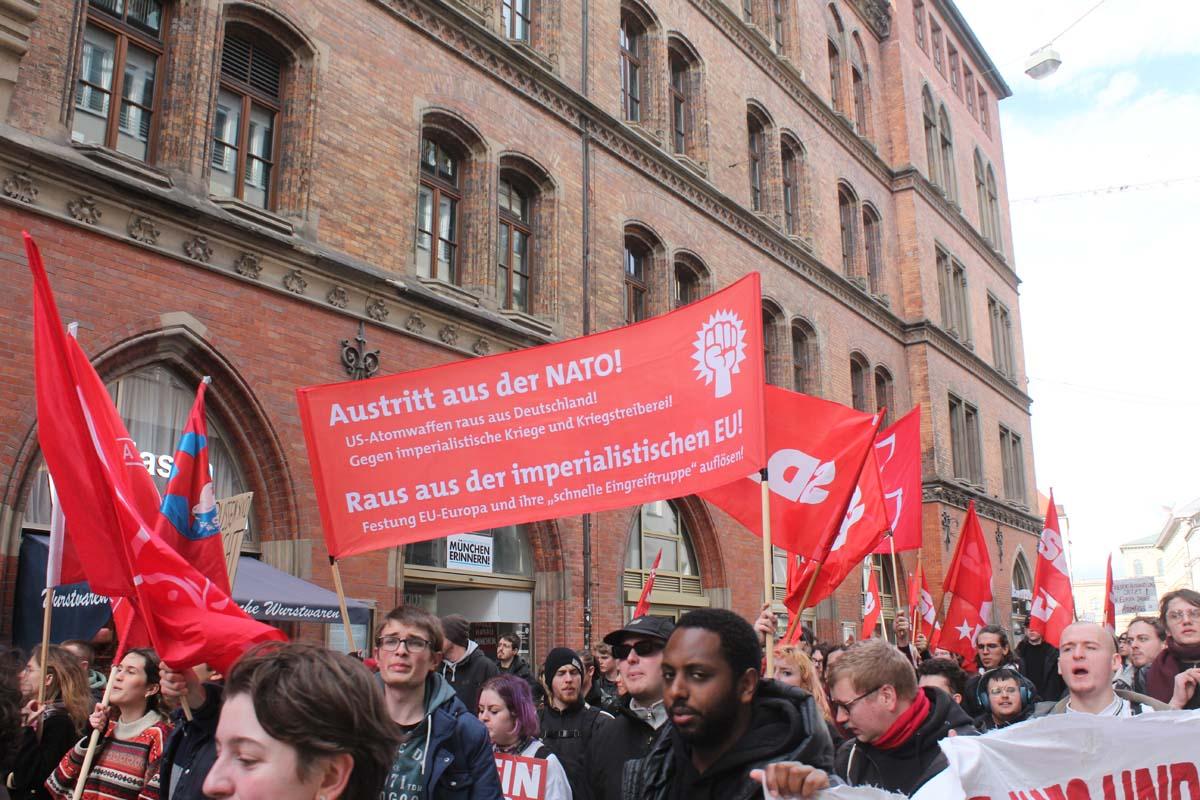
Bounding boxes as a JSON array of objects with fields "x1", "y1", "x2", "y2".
[
  {"x1": 183, "y1": 235, "x2": 213, "y2": 263},
  {"x1": 234, "y1": 252, "x2": 261, "y2": 279},
  {"x1": 439, "y1": 324, "x2": 458, "y2": 345},
  {"x1": 127, "y1": 213, "x2": 160, "y2": 244},
  {"x1": 405, "y1": 313, "x2": 426, "y2": 333},
  {"x1": 67, "y1": 195, "x2": 101, "y2": 224},
  {"x1": 327, "y1": 285, "x2": 349, "y2": 308},
  {"x1": 366, "y1": 297, "x2": 389, "y2": 321},
  {"x1": 2, "y1": 172, "x2": 37, "y2": 203},
  {"x1": 283, "y1": 269, "x2": 307, "y2": 295},
  {"x1": 472, "y1": 338, "x2": 490, "y2": 356}
]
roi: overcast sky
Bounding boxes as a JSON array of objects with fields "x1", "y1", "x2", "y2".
[{"x1": 954, "y1": 0, "x2": 1200, "y2": 580}]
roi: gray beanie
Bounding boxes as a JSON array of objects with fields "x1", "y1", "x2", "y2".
[{"x1": 441, "y1": 614, "x2": 470, "y2": 648}]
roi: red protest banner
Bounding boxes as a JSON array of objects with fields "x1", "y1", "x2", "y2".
[
  {"x1": 495, "y1": 754, "x2": 548, "y2": 800},
  {"x1": 297, "y1": 275, "x2": 766, "y2": 558}
]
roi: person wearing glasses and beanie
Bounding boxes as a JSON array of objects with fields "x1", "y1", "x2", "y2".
[
  {"x1": 586, "y1": 616, "x2": 674, "y2": 800},
  {"x1": 375, "y1": 606, "x2": 503, "y2": 800},
  {"x1": 827, "y1": 639, "x2": 975, "y2": 795}
]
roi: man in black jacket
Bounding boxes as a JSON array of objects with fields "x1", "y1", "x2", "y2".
[
  {"x1": 623, "y1": 609, "x2": 833, "y2": 800},
  {"x1": 828, "y1": 639, "x2": 976, "y2": 795},
  {"x1": 158, "y1": 663, "x2": 221, "y2": 800},
  {"x1": 495, "y1": 633, "x2": 539, "y2": 696},
  {"x1": 1015, "y1": 627, "x2": 1066, "y2": 703},
  {"x1": 439, "y1": 614, "x2": 500, "y2": 711},
  {"x1": 587, "y1": 615, "x2": 675, "y2": 800},
  {"x1": 538, "y1": 647, "x2": 612, "y2": 800}
]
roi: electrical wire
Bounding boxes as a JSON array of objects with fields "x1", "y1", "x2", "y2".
[{"x1": 1011, "y1": 175, "x2": 1200, "y2": 203}]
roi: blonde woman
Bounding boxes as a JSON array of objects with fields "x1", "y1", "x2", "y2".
[{"x1": 773, "y1": 645, "x2": 842, "y2": 744}]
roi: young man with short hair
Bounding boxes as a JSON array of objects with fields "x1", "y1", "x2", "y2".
[
  {"x1": 495, "y1": 632, "x2": 538, "y2": 695},
  {"x1": 1126, "y1": 616, "x2": 1167, "y2": 694},
  {"x1": 962, "y1": 625, "x2": 1021, "y2": 717},
  {"x1": 439, "y1": 613, "x2": 500, "y2": 712},
  {"x1": 916, "y1": 657, "x2": 968, "y2": 708},
  {"x1": 828, "y1": 639, "x2": 975, "y2": 795},
  {"x1": 973, "y1": 667, "x2": 1036, "y2": 731},
  {"x1": 587, "y1": 643, "x2": 620, "y2": 709},
  {"x1": 586, "y1": 616, "x2": 674, "y2": 800},
  {"x1": 1032, "y1": 622, "x2": 1168, "y2": 717},
  {"x1": 537, "y1": 647, "x2": 611, "y2": 800},
  {"x1": 624, "y1": 609, "x2": 833, "y2": 800},
  {"x1": 378, "y1": 607, "x2": 503, "y2": 799}
]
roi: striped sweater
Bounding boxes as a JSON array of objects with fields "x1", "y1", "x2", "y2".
[{"x1": 45, "y1": 714, "x2": 172, "y2": 800}]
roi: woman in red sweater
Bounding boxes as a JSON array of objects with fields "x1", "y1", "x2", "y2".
[{"x1": 46, "y1": 649, "x2": 172, "y2": 800}]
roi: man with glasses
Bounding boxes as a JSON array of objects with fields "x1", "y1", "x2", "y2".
[
  {"x1": 961, "y1": 625, "x2": 1021, "y2": 718},
  {"x1": 972, "y1": 667, "x2": 1037, "y2": 731},
  {"x1": 376, "y1": 606, "x2": 503, "y2": 800},
  {"x1": 827, "y1": 639, "x2": 975, "y2": 795},
  {"x1": 586, "y1": 615, "x2": 674, "y2": 800}
]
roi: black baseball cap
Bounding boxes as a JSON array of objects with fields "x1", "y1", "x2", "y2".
[{"x1": 602, "y1": 615, "x2": 676, "y2": 646}]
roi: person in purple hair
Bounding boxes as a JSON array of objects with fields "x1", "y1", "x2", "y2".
[{"x1": 478, "y1": 675, "x2": 573, "y2": 800}]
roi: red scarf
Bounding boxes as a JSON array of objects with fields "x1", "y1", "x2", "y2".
[{"x1": 872, "y1": 688, "x2": 931, "y2": 750}]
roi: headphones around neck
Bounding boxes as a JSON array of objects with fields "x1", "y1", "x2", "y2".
[{"x1": 975, "y1": 669, "x2": 1034, "y2": 712}]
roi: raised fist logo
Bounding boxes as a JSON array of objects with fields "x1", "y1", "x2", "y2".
[{"x1": 692, "y1": 311, "x2": 748, "y2": 398}]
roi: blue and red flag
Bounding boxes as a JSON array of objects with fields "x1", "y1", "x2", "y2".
[{"x1": 156, "y1": 378, "x2": 231, "y2": 595}]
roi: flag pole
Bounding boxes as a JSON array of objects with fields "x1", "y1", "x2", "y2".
[
  {"x1": 329, "y1": 556, "x2": 358, "y2": 654},
  {"x1": 783, "y1": 562, "x2": 823, "y2": 642},
  {"x1": 760, "y1": 472, "x2": 774, "y2": 676},
  {"x1": 35, "y1": 587, "x2": 54, "y2": 734},
  {"x1": 885, "y1": 533, "x2": 900, "y2": 644}
]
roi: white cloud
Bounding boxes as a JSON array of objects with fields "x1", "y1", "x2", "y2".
[{"x1": 1095, "y1": 70, "x2": 1139, "y2": 108}]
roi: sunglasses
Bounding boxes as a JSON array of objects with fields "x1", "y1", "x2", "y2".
[{"x1": 613, "y1": 640, "x2": 665, "y2": 660}]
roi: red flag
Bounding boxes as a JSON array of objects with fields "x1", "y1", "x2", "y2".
[
  {"x1": 861, "y1": 568, "x2": 882, "y2": 640},
  {"x1": 633, "y1": 549, "x2": 662, "y2": 618},
  {"x1": 45, "y1": 477, "x2": 86, "y2": 587},
  {"x1": 154, "y1": 379, "x2": 231, "y2": 594},
  {"x1": 1028, "y1": 492, "x2": 1075, "y2": 647},
  {"x1": 1103, "y1": 555, "x2": 1115, "y2": 632},
  {"x1": 872, "y1": 407, "x2": 922, "y2": 554},
  {"x1": 933, "y1": 502, "x2": 993, "y2": 671},
  {"x1": 783, "y1": 447, "x2": 890, "y2": 612},
  {"x1": 909, "y1": 566, "x2": 940, "y2": 641},
  {"x1": 27, "y1": 233, "x2": 284, "y2": 672},
  {"x1": 702, "y1": 386, "x2": 880, "y2": 559}
]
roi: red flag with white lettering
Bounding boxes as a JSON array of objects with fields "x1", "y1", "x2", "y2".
[
  {"x1": 633, "y1": 549, "x2": 662, "y2": 619},
  {"x1": 1028, "y1": 492, "x2": 1075, "y2": 647},
  {"x1": 908, "y1": 565, "x2": 941, "y2": 642},
  {"x1": 861, "y1": 568, "x2": 882, "y2": 640},
  {"x1": 1103, "y1": 555, "x2": 1115, "y2": 632},
  {"x1": 872, "y1": 407, "x2": 922, "y2": 554},
  {"x1": 932, "y1": 502, "x2": 993, "y2": 672},
  {"x1": 701, "y1": 386, "x2": 880, "y2": 559},
  {"x1": 782, "y1": 447, "x2": 890, "y2": 612}
]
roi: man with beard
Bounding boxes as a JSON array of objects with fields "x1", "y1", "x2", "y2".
[
  {"x1": 587, "y1": 616, "x2": 674, "y2": 800},
  {"x1": 828, "y1": 639, "x2": 976, "y2": 795},
  {"x1": 537, "y1": 647, "x2": 612, "y2": 800},
  {"x1": 1016, "y1": 627, "x2": 1066, "y2": 703},
  {"x1": 495, "y1": 633, "x2": 539, "y2": 696},
  {"x1": 623, "y1": 609, "x2": 833, "y2": 800}
]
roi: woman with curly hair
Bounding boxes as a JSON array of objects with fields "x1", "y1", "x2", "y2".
[{"x1": 6, "y1": 645, "x2": 91, "y2": 800}]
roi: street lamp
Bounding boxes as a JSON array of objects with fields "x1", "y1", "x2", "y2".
[{"x1": 1024, "y1": 46, "x2": 1062, "y2": 80}]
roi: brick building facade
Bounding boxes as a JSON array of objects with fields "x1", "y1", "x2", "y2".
[{"x1": 0, "y1": 0, "x2": 1042, "y2": 662}]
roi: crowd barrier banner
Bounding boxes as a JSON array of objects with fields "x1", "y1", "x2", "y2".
[
  {"x1": 298, "y1": 274, "x2": 766, "y2": 558},
  {"x1": 495, "y1": 754, "x2": 548, "y2": 800}
]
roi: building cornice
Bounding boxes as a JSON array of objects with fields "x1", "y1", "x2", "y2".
[
  {"x1": 931, "y1": 0, "x2": 1012, "y2": 99},
  {"x1": 923, "y1": 480, "x2": 1041, "y2": 535},
  {"x1": 903, "y1": 320, "x2": 1032, "y2": 411},
  {"x1": 0, "y1": 129, "x2": 551, "y2": 361}
]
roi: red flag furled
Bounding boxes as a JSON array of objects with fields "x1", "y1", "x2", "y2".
[
  {"x1": 872, "y1": 407, "x2": 922, "y2": 554},
  {"x1": 1103, "y1": 554, "x2": 1115, "y2": 632},
  {"x1": 861, "y1": 568, "x2": 882, "y2": 640},
  {"x1": 27, "y1": 232, "x2": 283, "y2": 671},
  {"x1": 934, "y1": 501, "x2": 993, "y2": 671},
  {"x1": 908, "y1": 566, "x2": 941, "y2": 642},
  {"x1": 702, "y1": 386, "x2": 880, "y2": 559},
  {"x1": 1028, "y1": 491, "x2": 1076, "y2": 647},
  {"x1": 154, "y1": 379, "x2": 231, "y2": 594},
  {"x1": 782, "y1": 447, "x2": 890, "y2": 613},
  {"x1": 633, "y1": 549, "x2": 662, "y2": 619}
]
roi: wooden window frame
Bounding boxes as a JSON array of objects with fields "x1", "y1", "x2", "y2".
[
  {"x1": 417, "y1": 137, "x2": 462, "y2": 284},
  {"x1": 828, "y1": 40, "x2": 843, "y2": 113},
  {"x1": 850, "y1": 356, "x2": 868, "y2": 412},
  {"x1": 501, "y1": 0, "x2": 531, "y2": 42},
  {"x1": 938, "y1": 107, "x2": 955, "y2": 201},
  {"x1": 913, "y1": 1, "x2": 926, "y2": 51},
  {"x1": 791, "y1": 322, "x2": 816, "y2": 395},
  {"x1": 852, "y1": 67, "x2": 867, "y2": 134},
  {"x1": 863, "y1": 205, "x2": 882, "y2": 295},
  {"x1": 497, "y1": 178, "x2": 533, "y2": 312},
  {"x1": 949, "y1": 47, "x2": 961, "y2": 96},
  {"x1": 74, "y1": 1, "x2": 169, "y2": 163},
  {"x1": 624, "y1": 237, "x2": 650, "y2": 324},
  {"x1": 964, "y1": 68, "x2": 976, "y2": 118},
  {"x1": 949, "y1": 394, "x2": 982, "y2": 484},
  {"x1": 930, "y1": 19, "x2": 944, "y2": 74},
  {"x1": 669, "y1": 51, "x2": 689, "y2": 155},
  {"x1": 987, "y1": 293, "x2": 1015, "y2": 378},
  {"x1": 673, "y1": 259, "x2": 703, "y2": 308},
  {"x1": 781, "y1": 141, "x2": 799, "y2": 235},
  {"x1": 1000, "y1": 425, "x2": 1025, "y2": 503},
  {"x1": 762, "y1": 306, "x2": 779, "y2": 384},
  {"x1": 619, "y1": 15, "x2": 644, "y2": 123},
  {"x1": 838, "y1": 186, "x2": 857, "y2": 275},
  {"x1": 748, "y1": 116, "x2": 766, "y2": 212},
  {"x1": 874, "y1": 367, "x2": 893, "y2": 426},
  {"x1": 979, "y1": 87, "x2": 991, "y2": 135},
  {"x1": 215, "y1": 34, "x2": 283, "y2": 210},
  {"x1": 923, "y1": 89, "x2": 940, "y2": 187}
]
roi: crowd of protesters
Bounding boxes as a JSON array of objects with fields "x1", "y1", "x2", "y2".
[{"x1": 0, "y1": 587, "x2": 1197, "y2": 800}]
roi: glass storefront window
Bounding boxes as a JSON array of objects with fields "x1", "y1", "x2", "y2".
[{"x1": 404, "y1": 524, "x2": 534, "y2": 577}]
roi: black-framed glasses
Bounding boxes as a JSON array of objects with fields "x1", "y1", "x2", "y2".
[
  {"x1": 613, "y1": 640, "x2": 664, "y2": 660},
  {"x1": 830, "y1": 685, "x2": 881, "y2": 716},
  {"x1": 376, "y1": 635, "x2": 433, "y2": 653}
]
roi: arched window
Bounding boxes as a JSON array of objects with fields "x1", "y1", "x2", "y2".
[
  {"x1": 838, "y1": 183, "x2": 858, "y2": 276},
  {"x1": 938, "y1": 105, "x2": 956, "y2": 202},
  {"x1": 497, "y1": 178, "x2": 532, "y2": 312},
  {"x1": 73, "y1": 0, "x2": 167, "y2": 163},
  {"x1": 851, "y1": 33, "x2": 870, "y2": 138},
  {"x1": 747, "y1": 110, "x2": 768, "y2": 212},
  {"x1": 673, "y1": 252, "x2": 708, "y2": 308},
  {"x1": 1011, "y1": 552, "x2": 1033, "y2": 633},
  {"x1": 415, "y1": 134, "x2": 463, "y2": 284},
  {"x1": 862, "y1": 204, "x2": 883, "y2": 295},
  {"x1": 23, "y1": 365, "x2": 252, "y2": 541},
  {"x1": 619, "y1": 11, "x2": 647, "y2": 122},
  {"x1": 874, "y1": 366, "x2": 894, "y2": 426},
  {"x1": 669, "y1": 50, "x2": 689, "y2": 155},
  {"x1": 850, "y1": 353, "x2": 869, "y2": 412},
  {"x1": 922, "y1": 87, "x2": 939, "y2": 188},
  {"x1": 791, "y1": 319, "x2": 819, "y2": 396},
  {"x1": 667, "y1": 36, "x2": 706, "y2": 164},
  {"x1": 763, "y1": 301, "x2": 783, "y2": 385},
  {"x1": 986, "y1": 165, "x2": 1002, "y2": 253},
  {"x1": 623, "y1": 224, "x2": 661, "y2": 324},
  {"x1": 780, "y1": 134, "x2": 804, "y2": 236},
  {"x1": 624, "y1": 501, "x2": 707, "y2": 618},
  {"x1": 974, "y1": 149, "x2": 990, "y2": 241},
  {"x1": 210, "y1": 28, "x2": 285, "y2": 208},
  {"x1": 827, "y1": 40, "x2": 843, "y2": 114}
]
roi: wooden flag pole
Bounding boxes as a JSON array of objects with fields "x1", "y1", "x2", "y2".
[
  {"x1": 783, "y1": 562, "x2": 823, "y2": 643},
  {"x1": 329, "y1": 557, "x2": 358, "y2": 654},
  {"x1": 885, "y1": 533, "x2": 901, "y2": 644},
  {"x1": 760, "y1": 474, "x2": 774, "y2": 676},
  {"x1": 71, "y1": 664, "x2": 117, "y2": 800},
  {"x1": 35, "y1": 587, "x2": 55, "y2": 735}
]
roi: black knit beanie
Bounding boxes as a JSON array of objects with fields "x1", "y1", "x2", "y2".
[{"x1": 543, "y1": 647, "x2": 583, "y2": 681}]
